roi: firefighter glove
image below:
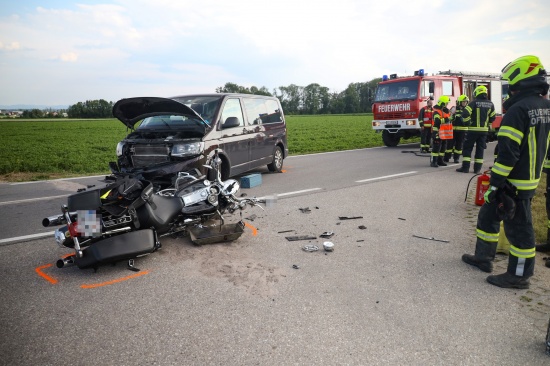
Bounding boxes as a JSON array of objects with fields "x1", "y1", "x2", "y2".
[{"x1": 484, "y1": 186, "x2": 498, "y2": 204}]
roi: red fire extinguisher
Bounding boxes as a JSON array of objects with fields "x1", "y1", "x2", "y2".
[{"x1": 475, "y1": 171, "x2": 491, "y2": 206}]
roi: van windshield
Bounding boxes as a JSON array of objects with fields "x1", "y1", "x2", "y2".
[
  {"x1": 171, "y1": 96, "x2": 222, "y2": 125},
  {"x1": 374, "y1": 80, "x2": 419, "y2": 102}
]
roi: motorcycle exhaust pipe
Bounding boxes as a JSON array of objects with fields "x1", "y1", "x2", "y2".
[
  {"x1": 42, "y1": 212, "x2": 77, "y2": 227},
  {"x1": 56, "y1": 255, "x2": 76, "y2": 268},
  {"x1": 42, "y1": 215, "x2": 66, "y2": 227}
]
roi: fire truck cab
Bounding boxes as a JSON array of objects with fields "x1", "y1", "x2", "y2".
[{"x1": 371, "y1": 69, "x2": 506, "y2": 147}]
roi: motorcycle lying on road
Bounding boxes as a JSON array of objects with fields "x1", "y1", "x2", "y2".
[{"x1": 42, "y1": 152, "x2": 263, "y2": 271}]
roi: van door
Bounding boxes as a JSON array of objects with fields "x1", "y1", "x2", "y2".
[
  {"x1": 242, "y1": 98, "x2": 273, "y2": 166},
  {"x1": 219, "y1": 98, "x2": 251, "y2": 175}
]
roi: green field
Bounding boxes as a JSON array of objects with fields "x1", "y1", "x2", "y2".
[{"x1": 0, "y1": 115, "x2": 387, "y2": 180}]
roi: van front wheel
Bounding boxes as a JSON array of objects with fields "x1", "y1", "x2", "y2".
[{"x1": 267, "y1": 146, "x2": 283, "y2": 172}]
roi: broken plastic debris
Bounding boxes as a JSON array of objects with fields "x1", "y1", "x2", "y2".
[
  {"x1": 302, "y1": 245, "x2": 319, "y2": 252},
  {"x1": 277, "y1": 230, "x2": 294, "y2": 234},
  {"x1": 320, "y1": 231, "x2": 334, "y2": 238},
  {"x1": 323, "y1": 241, "x2": 334, "y2": 252},
  {"x1": 292, "y1": 264, "x2": 300, "y2": 269},
  {"x1": 245, "y1": 214, "x2": 257, "y2": 221},
  {"x1": 358, "y1": 225, "x2": 367, "y2": 230},
  {"x1": 338, "y1": 216, "x2": 363, "y2": 220},
  {"x1": 299, "y1": 207, "x2": 312, "y2": 214},
  {"x1": 285, "y1": 235, "x2": 317, "y2": 241}
]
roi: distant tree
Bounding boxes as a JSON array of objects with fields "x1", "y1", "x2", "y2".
[
  {"x1": 67, "y1": 99, "x2": 113, "y2": 118},
  {"x1": 22, "y1": 109, "x2": 44, "y2": 118},
  {"x1": 216, "y1": 82, "x2": 272, "y2": 96}
]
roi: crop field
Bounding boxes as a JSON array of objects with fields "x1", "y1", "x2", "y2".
[{"x1": 0, "y1": 115, "x2": 388, "y2": 180}]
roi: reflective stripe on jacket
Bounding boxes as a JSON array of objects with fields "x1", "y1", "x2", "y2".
[{"x1": 462, "y1": 96, "x2": 496, "y2": 133}]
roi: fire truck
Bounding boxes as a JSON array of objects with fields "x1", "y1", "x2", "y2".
[{"x1": 371, "y1": 69, "x2": 506, "y2": 147}]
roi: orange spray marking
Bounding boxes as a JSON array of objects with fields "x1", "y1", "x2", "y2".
[
  {"x1": 244, "y1": 222, "x2": 258, "y2": 236},
  {"x1": 80, "y1": 270, "x2": 150, "y2": 289},
  {"x1": 35, "y1": 264, "x2": 58, "y2": 284}
]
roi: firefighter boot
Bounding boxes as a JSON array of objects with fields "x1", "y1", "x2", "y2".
[
  {"x1": 462, "y1": 254, "x2": 493, "y2": 273},
  {"x1": 456, "y1": 162, "x2": 470, "y2": 173},
  {"x1": 437, "y1": 157, "x2": 447, "y2": 166},
  {"x1": 443, "y1": 152, "x2": 451, "y2": 163},
  {"x1": 462, "y1": 239, "x2": 496, "y2": 273},
  {"x1": 430, "y1": 157, "x2": 439, "y2": 168},
  {"x1": 453, "y1": 154, "x2": 460, "y2": 164},
  {"x1": 473, "y1": 163, "x2": 483, "y2": 174},
  {"x1": 486, "y1": 272, "x2": 530, "y2": 289}
]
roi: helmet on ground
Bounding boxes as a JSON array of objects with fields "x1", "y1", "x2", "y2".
[
  {"x1": 501, "y1": 55, "x2": 546, "y2": 87},
  {"x1": 474, "y1": 85, "x2": 487, "y2": 96},
  {"x1": 437, "y1": 95, "x2": 450, "y2": 106},
  {"x1": 457, "y1": 94, "x2": 469, "y2": 103}
]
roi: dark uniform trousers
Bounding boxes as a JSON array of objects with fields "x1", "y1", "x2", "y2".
[
  {"x1": 421, "y1": 127, "x2": 432, "y2": 151},
  {"x1": 431, "y1": 135, "x2": 446, "y2": 160},
  {"x1": 475, "y1": 198, "x2": 535, "y2": 278},
  {"x1": 461, "y1": 132, "x2": 487, "y2": 172},
  {"x1": 445, "y1": 130, "x2": 466, "y2": 161}
]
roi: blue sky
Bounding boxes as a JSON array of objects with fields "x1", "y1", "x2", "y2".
[{"x1": 1, "y1": 0, "x2": 549, "y2": 106}]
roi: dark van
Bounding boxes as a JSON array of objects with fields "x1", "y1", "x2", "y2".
[{"x1": 112, "y1": 93, "x2": 288, "y2": 186}]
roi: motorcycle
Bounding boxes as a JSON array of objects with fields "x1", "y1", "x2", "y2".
[{"x1": 42, "y1": 151, "x2": 263, "y2": 271}]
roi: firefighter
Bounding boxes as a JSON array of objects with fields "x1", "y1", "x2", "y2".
[
  {"x1": 462, "y1": 55, "x2": 550, "y2": 288},
  {"x1": 444, "y1": 94, "x2": 469, "y2": 163},
  {"x1": 456, "y1": 85, "x2": 496, "y2": 174},
  {"x1": 418, "y1": 97, "x2": 434, "y2": 153},
  {"x1": 430, "y1": 96, "x2": 451, "y2": 167}
]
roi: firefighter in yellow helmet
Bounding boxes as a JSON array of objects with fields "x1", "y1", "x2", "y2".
[
  {"x1": 444, "y1": 94, "x2": 469, "y2": 163},
  {"x1": 430, "y1": 95, "x2": 452, "y2": 167},
  {"x1": 462, "y1": 55, "x2": 550, "y2": 288},
  {"x1": 456, "y1": 85, "x2": 496, "y2": 173}
]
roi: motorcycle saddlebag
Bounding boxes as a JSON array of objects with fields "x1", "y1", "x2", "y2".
[{"x1": 75, "y1": 229, "x2": 156, "y2": 269}]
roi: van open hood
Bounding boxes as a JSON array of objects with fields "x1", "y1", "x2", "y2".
[{"x1": 112, "y1": 97, "x2": 208, "y2": 129}]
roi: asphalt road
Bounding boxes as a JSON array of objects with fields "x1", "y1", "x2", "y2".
[{"x1": 1, "y1": 143, "x2": 550, "y2": 365}]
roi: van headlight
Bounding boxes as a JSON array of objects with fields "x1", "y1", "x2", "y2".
[
  {"x1": 116, "y1": 142, "x2": 125, "y2": 157},
  {"x1": 171, "y1": 142, "x2": 204, "y2": 157}
]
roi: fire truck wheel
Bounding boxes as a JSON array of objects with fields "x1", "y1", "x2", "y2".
[{"x1": 382, "y1": 130, "x2": 400, "y2": 147}]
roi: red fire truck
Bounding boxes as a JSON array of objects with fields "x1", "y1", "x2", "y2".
[{"x1": 371, "y1": 69, "x2": 506, "y2": 147}]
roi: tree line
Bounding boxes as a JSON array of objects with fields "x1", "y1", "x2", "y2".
[
  {"x1": 18, "y1": 78, "x2": 382, "y2": 118},
  {"x1": 216, "y1": 78, "x2": 382, "y2": 114}
]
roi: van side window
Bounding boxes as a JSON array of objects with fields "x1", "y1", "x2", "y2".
[
  {"x1": 220, "y1": 98, "x2": 244, "y2": 128},
  {"x1": 264, "y1": 100, "x2": 283, "y2": 123},
  {"x1": 243, "y1": 98, "x2": 267, "y2": 125}
]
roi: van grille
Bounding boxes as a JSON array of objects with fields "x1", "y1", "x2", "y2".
[{"x1": 130, "y1": 145, "x2": 170, "y2": 168}]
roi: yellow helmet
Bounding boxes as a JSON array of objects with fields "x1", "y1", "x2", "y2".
[
  {"x1": 437, "y1": 95, "x2": 450, "y2": 106},
  {"x1": 501, "y1": 55, "x2": 546, "y2": 86},
  {"x1": 457, "y1": 94, "x2": 469, "y2": 103},
  {"x1": 474, "y1": 85, "x2": 487, "y2": 96}
]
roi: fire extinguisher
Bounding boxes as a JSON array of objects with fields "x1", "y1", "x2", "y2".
[{"x1": 464, "y1": 170, "x2": 491, "y2": 206}]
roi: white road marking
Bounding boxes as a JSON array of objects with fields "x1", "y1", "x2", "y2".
[
  {"x1": 276, "y1": 188, "x2": 322, "y2": 197},
  {"x1": 0, "y1": 194, "x2": 68, "y2": 206},
  {"x1": 355, "y1": 171, "x2": 417, "y2": 183},
  {"x1": 0, "y1": 231, "x2": 54, "y2": 245}
]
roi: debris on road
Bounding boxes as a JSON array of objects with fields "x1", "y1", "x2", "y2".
[
  {"x1": 277, "y1": 230, "x2": 295, "y2": 234},
  {"x1": 299, "y1": 207, "x2": 312, "y2": 214},
  {"x1": 245, "y1": 214, "x2": 257, "y2": 221},
  {"x1": 338, "y1": 216, "x2": 363, "y2": 220},
  {"x1": 323, "y1": 241, "x2": 334, "y2": 252},
  {"x1": 358, "y1": 225, "x2": 367, "y2": 230},
  {"x1": 398, "y1": 218, "x2": 406, "y2": 221},
  {"x1": 285, "y1": 235, "x2": 317, "y2": 241},
  {"x1": 412, "y1": 234, "x2": 450, "y2": 243},
  {"x1": 302, "y1": 245, "x2": 319, "y2": 252},
  {"x1": 320, "y1": 231, "x2": 334, "y2": 238},
  {"x1": 292, "y1": 264, "x2": 300, "y2": 269}
]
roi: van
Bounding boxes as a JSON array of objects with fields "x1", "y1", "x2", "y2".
[{"x1": 112, "y1": 93, "x2": 288, "y2": 186}]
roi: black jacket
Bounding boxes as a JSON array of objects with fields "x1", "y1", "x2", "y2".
[
  {"x1": 490, "y1": 89, "x2": 550, "y2": 198},
  {"x1": 462, "y1": 95, "x2": 496, "y2": 133}
]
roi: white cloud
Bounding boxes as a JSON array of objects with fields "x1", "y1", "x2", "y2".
[{"x1": 0, "y1": 0, "x2": 549, "y2": 105}]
